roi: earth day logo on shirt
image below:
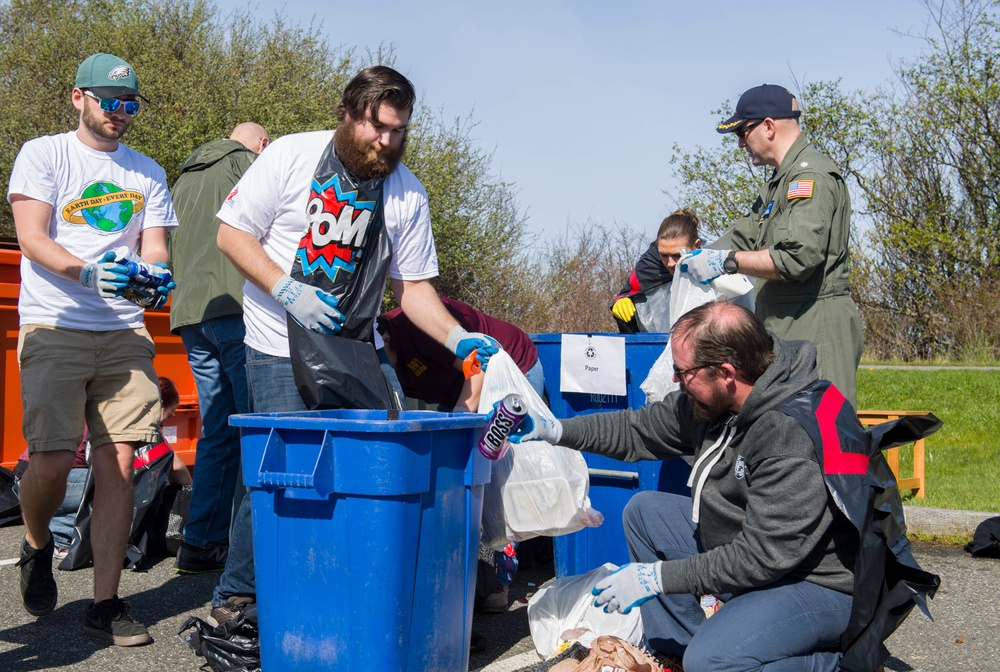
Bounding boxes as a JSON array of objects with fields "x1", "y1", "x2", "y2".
[{"x1": 61, "y1": 181, "x2": 145, "y2": 232}]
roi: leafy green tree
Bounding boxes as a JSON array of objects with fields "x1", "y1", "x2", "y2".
[
  {"x1": 399, "y1": 110, "x2": 531, "y2": 320},
  {"x1": 668, "y1": 0, "x2": 1000, "y2": 360},
  {"x1": 849, "y1": 0, "x2": 1000, "y2": 358},
  {"x1": 0, "y1": 0, "x2": 534, "y2": 328},
  {"x1": 667, "y1": 105, "x2": 768, "y2": 237},
  {"x1": 0, "y1": 0, "x2": 356, "y2": 235}
]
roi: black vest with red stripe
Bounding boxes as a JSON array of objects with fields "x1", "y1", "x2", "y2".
[{"x1": 777, "y1": 380, "x2": 941, "y2": 672}]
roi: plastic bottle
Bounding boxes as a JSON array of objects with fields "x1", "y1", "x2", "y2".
[
  {"x1": 112, "y1": 246, "x2": 172, "y2": 309},
  {"x1": 478, "y1": 393, "x2": 528, "y2": 460}
]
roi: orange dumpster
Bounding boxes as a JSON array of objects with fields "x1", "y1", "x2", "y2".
[{"x1": 0, "y1": 240, "x2": 201, "y2": 469}]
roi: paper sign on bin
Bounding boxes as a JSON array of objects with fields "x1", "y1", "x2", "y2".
[{"x1": 559, "y1": 334, "x2": 626, "y2": 395}]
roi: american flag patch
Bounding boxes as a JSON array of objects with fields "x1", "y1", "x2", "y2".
[{"x1": 787, "y1": 180, "x2": 814, "y2": 200}]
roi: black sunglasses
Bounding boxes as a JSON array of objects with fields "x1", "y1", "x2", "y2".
[
  {"x1": 672, "y1": 362, "x2": 724, "y2": 380},
  {"x1": 735, "y1": 120, "x2": 764, "y2": 140}
]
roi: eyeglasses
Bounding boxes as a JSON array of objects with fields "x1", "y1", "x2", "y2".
[
  {"x1": 84, "y1": 90, "x2": 140, "y2": 116},
  {"x1": 672, "y1": 362, "x2": 724, "y2": 381},
  {"x1": 735, "y1": 120, "x2": 764, "y2": 140}
]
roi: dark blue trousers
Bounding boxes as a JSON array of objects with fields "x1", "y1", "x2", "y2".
[{"x1": 623, "y1": 491, "x2": 852, "y2": 672}]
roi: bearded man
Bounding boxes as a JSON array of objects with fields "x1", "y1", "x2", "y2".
[
  {"x1": 504, "y1": 301, "x2": 933, "y2": 671},
  {"x1": 208, "y1": 65, "x2": 499, "y2": 623}
]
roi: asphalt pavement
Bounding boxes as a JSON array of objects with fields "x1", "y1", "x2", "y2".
[{"x1": 0, "y1": 508, "x2": 996, "y2": 672}]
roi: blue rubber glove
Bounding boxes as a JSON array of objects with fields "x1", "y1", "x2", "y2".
[
  {"x1": 445, "y1": 326, "x2": 501, "y2": 369},
  {"x1": 507, "y1": 410, "x2": 563, "y2": 445},
  {"x1": 150, "y1": 262, "x2": 176, "y2": 310},
  {"x1": 270, "y1": 274, "x2": 345, "y2": 334},
  {"x1": 79, "y1": 251, "x2": 129, "y2": 298},
  {"x1": 592, "y1": 562, "x2": 664, "y2": 614},
  {"x1": 678, "y1": 249, "x2": 728, "y2": 285}
]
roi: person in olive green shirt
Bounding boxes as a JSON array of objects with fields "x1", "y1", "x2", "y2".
[
  {"x1": 167, "y1": 122, "x2": 269, "y2": 573},
  {"x1": 678, "y1": 84, "x2": 863, "y2": 407}
]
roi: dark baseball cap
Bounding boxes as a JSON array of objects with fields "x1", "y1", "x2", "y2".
[
  {"x1": 75, "y1": 53, "x2": 149, "y2": 102},
  {"x1": 717, "y1": 84, "x2": 800, "y2": 134}
]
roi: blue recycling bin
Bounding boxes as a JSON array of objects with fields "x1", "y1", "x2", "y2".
[
  {"x1": 531, "y1": 333, "x2": 692, "y2": 577},
  {"x1": 231, "y1": 409, "x2": 490, "y2": 671}
]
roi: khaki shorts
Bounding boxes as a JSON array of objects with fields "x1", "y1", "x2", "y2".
[{"x1": 18, "y1": 324, "x2": 161, "y2": 453}]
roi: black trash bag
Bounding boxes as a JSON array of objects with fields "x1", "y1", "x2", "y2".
[
  {"x1": 288, "y1": 328, "x2": 401, "y2": 411},
  {"x1": 0, "y1": 466, "x2": 21, "y2": 527},
  {"x1": 144, "y1": 482, "x2": 191, "y2": 558},
  {"x1": 59, "y1": 439, "x2": 174, "y2": 571},
  {"x1": 165, "y1": 483, "x2": 191, "y2": 556},
  {"x1": 964, "y1": 516, "x2": 1000, "y2": 558},
  {"x1": 179, "y1": 602, "x2": 260, "y2": 672},
  {"x1": 474, "y1": 542, "x2": 498, "y2": 612},
  {"x1": 285, "y1": 141, "x2": 400, "y2": 411}
]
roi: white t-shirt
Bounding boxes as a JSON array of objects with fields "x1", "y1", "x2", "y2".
[
  {"x1": 217, "y1": 130, "x2": 439, "y2": 357},
  {"x1": 7, "y1": 131, "x2": 178, "y2": 330}
]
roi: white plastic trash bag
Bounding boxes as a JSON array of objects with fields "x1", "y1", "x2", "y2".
[
  {"x1": 667, "y1": 269, "x2": 754, "y2": 329},
  {"x1": 528, "y1": 563, "x2": 645, "y2": 658},
  {"x1": 638, "y1": 343, "x2": 676, "y2": 406},
  {"x1": 477, "y1": 351, "x2": 603, "y2": 549},
  {"x1": 640, "y1": 269, "x2": 755, "y2": 404}
]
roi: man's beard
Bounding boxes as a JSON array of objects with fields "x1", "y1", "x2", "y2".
[
  {"x1": 333, "y1": 121, "x2": 405, "y2": 181},
  {"x1": 82, "y1": 103, "x2": 128, "y2": 142},
  {"x1": 683, "y1": 382, "x2": 731, "y2": 423}
]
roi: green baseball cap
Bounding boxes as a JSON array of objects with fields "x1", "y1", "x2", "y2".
[{"x1": 75, "y1": 53, "x2": 148, "y2": 102}]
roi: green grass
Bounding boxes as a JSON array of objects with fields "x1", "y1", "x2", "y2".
[{"x1": 858, "y1": 367, "x2": 1000, "y2": 512}]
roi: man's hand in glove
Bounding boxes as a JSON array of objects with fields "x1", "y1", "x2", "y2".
[
  {"x1": 507, "y1": 409, "x2": 563, "y2": 445},
  {"x1": 79, "y1": 251, "x2": 129, "y2": 298},
  {"x1": 592, "y1": 562, "x2": 664, "y2": 614},
  {"x1": 446, "y1": 326, "x2": 500, "y2": 369},
  {"x1": 270, "y1": 274, "x2": 345, "y2": 334},
  {"x1": 678, "y1": 249, "x2": 727, "y2": 285}
]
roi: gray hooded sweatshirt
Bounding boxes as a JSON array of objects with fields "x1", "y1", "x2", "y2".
[{"x1": 559, "y1": 337, "x2": 857, "y2": 597}]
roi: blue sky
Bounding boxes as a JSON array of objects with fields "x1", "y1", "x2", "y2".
[{"x1": 216, "y1": 0, "x2": 928, "y2": 242}]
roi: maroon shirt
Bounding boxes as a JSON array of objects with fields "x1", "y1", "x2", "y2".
[{"x1": 378, "y1": 296, "x2": 537, "y2": 407}]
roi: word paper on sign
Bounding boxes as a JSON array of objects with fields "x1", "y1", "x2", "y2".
[{"x1": 559, "y1": 334, "x2": 626, "y2": 396}]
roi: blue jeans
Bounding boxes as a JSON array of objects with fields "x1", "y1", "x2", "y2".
[
  {"x1": 180, "y1": 315, "x2": 250, "y2": 549},
  {"x1": 50, "y1": 468, "x2": 88, "y2": 548},
  {"x1": 524, "y1": 359, "x2": 545, "y2": 401},
  {"x1": 16, "y1": 467, "x2": 88, "y2": 549},
  {"x1": 624, "y1": 491, "x2": 852, "y2": 671},
  {"x1": 213, "y1": 346, "x2": 306, "y2": 606}
]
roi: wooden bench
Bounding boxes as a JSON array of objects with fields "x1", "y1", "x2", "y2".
[{"x1": 856, "y1": 410, "x2": 930, "y2": 499}]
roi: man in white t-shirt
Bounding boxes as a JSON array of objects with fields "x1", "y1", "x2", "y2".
[
  {"x1": 7, "y1": 53, "x2": 177, "y2": 647},
  {"x1": 207, "y1": 65, "x2": 500, "y2": 624}
]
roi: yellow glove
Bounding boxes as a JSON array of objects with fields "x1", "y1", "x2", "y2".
[{"x1": 612, "y1": 297, "x2": 636, "y2": 322}]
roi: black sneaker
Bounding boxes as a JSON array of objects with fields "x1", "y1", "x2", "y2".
[
  {"x1": 83, "y1": 597, "x2": 151, "y2": 646},
  {"x1": 16, "y1": 535, "x2": 57, "y2": 617},
  {"x1": 174, "y1": 542, "x2": 228, "y2": 574}
]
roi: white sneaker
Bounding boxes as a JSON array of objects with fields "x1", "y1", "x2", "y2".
[
  {"x1": 53, "y1": 547, "x2": 69, "y2": 561},
  {"x1": 481, "y1": 584, "x2": 509, "y2": 613}
]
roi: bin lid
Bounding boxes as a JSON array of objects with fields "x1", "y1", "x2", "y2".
[
  {"x1": 530, "y1": 332, "x2": 668, "y2": 344},
  {"x1": 230, "y1": 409, "x2": 487, "y2": 432}
]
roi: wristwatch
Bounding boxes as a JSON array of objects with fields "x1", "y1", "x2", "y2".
[{"x1": 723, "y1": 250, "x2": 739, "y2": 274}]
